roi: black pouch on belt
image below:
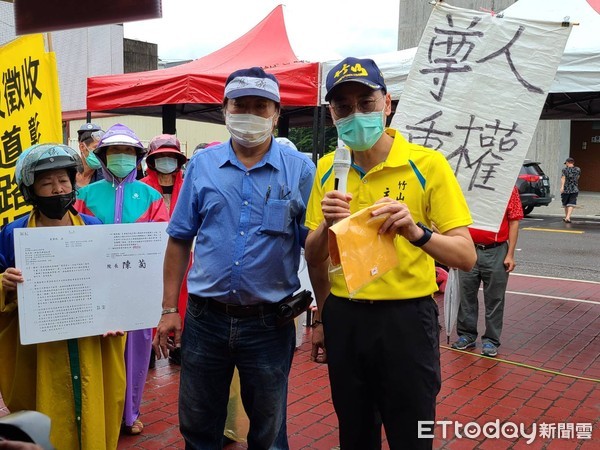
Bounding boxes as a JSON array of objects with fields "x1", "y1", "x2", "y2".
[{"x1": 275, "y1": 290, "x2": 313, "y2": 327}]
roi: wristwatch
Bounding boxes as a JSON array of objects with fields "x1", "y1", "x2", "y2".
[
  {"x1": 161, "y1": 307, "x2": 179, "y2": 315},
  {"x1": 409, "y1": 222, "x2": 433, "y2": 247}
]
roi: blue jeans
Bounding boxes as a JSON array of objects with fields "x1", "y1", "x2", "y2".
[{"x1": 179, "y1": 297, "x2": 295, "y2": 450}]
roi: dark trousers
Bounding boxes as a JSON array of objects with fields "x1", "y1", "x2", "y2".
[
  {"x1": 323, "y1": 294, "x2": 441, "y2": 450},
  {"x1": 179, "y1": 298, "x2": 295, "y2": 450}
]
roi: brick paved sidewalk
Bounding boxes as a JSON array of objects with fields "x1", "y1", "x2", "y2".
[
  {"x1": 113, "y1": 275, "x2": 598, "y2": 449},
  {"x1": 2, "y1": 275, "x2": 599, "y2": 449}
]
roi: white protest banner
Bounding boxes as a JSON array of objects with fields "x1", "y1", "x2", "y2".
[
  {"x1": 14, "y1": 222, "x2": 168, "y2": 344},
  {"x1": 391, "y1": 2, "x2": 572, "y2": 231}
]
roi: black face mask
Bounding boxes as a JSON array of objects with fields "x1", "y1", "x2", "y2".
[{"x1": 34, "y1": 192, "x2": 76, "y2": 220}]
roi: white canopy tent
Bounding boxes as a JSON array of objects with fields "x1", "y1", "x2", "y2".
[
  {"x1": 319, "y1": 49, "x2": 414, "y2": 104},
  {"x1": 320, "y1": 0, "x2": 600, "y2": 119},
  {"x1": 319, "y1": 47, "x2": 417, "y2": 103}
]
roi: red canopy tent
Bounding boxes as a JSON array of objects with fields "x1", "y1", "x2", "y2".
[{"x1": 86, "y1": 5, "x2": 320, "y2": 128}]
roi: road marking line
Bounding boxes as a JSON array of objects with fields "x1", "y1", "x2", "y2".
[
  {"x1": 512, "y1": 273, "x2": 600, "y2": 284},
  {"x1": 521, "y1": 227, "x2": 584, "y2": 234},
  {"x1": 443, "y1": 346, "x2": 600, "y2": 383},
  {"x1": 505, "y1": 290, "x2": 600, "y2": 305},
  {"x1": 503, "y1": 274, "x2": 600, "y2": 304}
]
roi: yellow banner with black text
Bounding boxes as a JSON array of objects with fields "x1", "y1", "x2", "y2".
[{"x1": 0, "y1": 34, "x2": 62, "y2": 226}]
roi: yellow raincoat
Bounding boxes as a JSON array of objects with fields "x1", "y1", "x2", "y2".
[{"x1": 0, "y1": 212, "x2": 126, "y2": 449}]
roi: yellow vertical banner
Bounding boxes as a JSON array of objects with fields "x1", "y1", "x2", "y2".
[{"x1": 0, "y1": 34, "x2": 62, "y2": 226}]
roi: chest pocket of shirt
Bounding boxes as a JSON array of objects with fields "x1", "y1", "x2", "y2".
[{"x1": 260, "y1": 199, "x2": 297, "y2": 236}]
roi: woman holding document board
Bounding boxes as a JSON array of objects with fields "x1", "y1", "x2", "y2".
[{"x1": 0, "y1": 144, "x2": 126, "y2": 449}]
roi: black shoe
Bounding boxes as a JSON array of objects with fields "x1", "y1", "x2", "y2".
[{"x1": 169, "y1": 347, "x2": 181, "y2": 365}]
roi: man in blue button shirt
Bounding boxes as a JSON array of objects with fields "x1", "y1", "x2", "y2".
[{"x1": 153, "y1": 67, "x2": 315, "y2": 450}]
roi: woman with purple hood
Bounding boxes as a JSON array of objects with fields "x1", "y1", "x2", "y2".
[{"x1": 75, "y1": 124, "x2": 169, "y2": 435}]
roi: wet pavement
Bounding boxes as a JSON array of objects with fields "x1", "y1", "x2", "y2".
[
  {"x1": 2, "y1": 195, "x2": 599, "y2": 448},
  {"x1": 3, "y1": 273, "x2": 594, "y2": 449},
  {"x1": 112, "y1": 272, "x2": 600, "y2": 449}
]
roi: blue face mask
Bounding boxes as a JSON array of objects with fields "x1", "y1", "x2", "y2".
[
  {"x1": 334, "y1": 111, "x2": 385, "y2": 151},
  {"x1": 154, "y1": 156, "x2": 179, "y2": 174},
  {"x1": 106, "y1": 154, "x2": 137, "y2": 178},
  {"x1": 86, "y1": 151, "x2": 102, "y2": 170}
]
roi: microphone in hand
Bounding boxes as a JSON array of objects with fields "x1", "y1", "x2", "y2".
[{"x1": 333, "y1": 139, "x2": 351, "y2": 194}]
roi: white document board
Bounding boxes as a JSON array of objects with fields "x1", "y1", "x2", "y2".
[{"x1": 14, "y1": 222, "x2": 168, "y2": 345}]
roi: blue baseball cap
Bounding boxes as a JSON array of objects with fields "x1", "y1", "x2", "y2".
[
  {"x1": 224, "y1": 67, "x2": 280, "y2": 103},
  {"x1": 78, "y1": 122, "x2": 102, "y2": 134},
  {"x1": 325, "y1": 57, "x2": 386, "y2": 102}
]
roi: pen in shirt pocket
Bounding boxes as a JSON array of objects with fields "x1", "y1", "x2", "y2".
[
  {"x1": 280, "y1": 185, "x2": 291, "y2": 199},
  {"x1": 265, "y1": 185, "x2": 271, "y2": 203}
]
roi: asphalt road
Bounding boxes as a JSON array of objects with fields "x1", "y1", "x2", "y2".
[{"x1": 514, "y1": 214, "x2": 600, "y2": 283}]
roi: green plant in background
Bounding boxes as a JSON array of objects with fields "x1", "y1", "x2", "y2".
[{"x1": 285, "y1": 127, "x2": 338, "y2": 156}]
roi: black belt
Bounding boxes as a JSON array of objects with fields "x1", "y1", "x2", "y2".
[
  {"x1": 474, "y1": 241, "x2": 505, "y2": 250},
  {"x1": 190, "y1": 294, "x2": 282, "y2": 318}
]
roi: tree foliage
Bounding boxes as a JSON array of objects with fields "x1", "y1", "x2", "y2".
[{"x1": 285, "y1": 126, "x2": 338, "y2": 156}]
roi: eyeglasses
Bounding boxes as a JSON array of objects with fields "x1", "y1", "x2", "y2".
[
  {"x1": 80, "y1": 130, "x2": 105, "y2": 145},
  {"x1": 330, "y1": 95, "x2": 384, "y2": 118},
  {"x1": 90, "y1": 131, "x2": 105, "y2": 142}
]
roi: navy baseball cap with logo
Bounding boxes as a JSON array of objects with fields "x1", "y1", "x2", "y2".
[
  {"x1": 224, "y1": 67, "x2": 280, "y2": 103},
  {"x1": 325, "y1": 57, "x2": 387, "y2": 102}
]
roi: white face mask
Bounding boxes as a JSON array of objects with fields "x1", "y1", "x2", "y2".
[
  {"x1": 154, "y1": 156, "x2": 179, "y2": 174},
  {"x1": 225, "y1": 112, "x2": 274, "y2": 148}
]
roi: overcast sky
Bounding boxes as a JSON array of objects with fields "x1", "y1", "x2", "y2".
[{"x1": 124, "y1": 0, "x2": 401, "y2": 63}]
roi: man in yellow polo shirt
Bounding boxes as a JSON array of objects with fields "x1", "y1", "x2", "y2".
[{"x1": 305, "y1": 57, "x2": 477, "y2": 450}]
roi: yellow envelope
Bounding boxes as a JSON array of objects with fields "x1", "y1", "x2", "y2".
[{"x1": 328, "y1": 204, "x2": 399, "y2": 294}]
